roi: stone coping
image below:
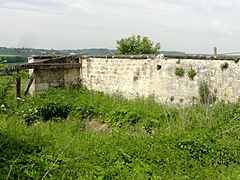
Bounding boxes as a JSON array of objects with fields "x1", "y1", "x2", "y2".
[{"x1": 29, "y1": 54, "x2": 240, "y2": 61}]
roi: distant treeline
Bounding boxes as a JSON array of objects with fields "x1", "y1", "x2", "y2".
[
  {"x1": 0, "y1": 47, "x2": 186, "y2": 57},
  {"x1": 0, "y1": 47, "x2": 116, "y2": 56}
]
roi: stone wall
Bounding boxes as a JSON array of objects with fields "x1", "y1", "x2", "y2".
[
  {"x1": 28, "y1": 55, "x2": 240, "y2": 104},
  {"x1": 81, "y1": 56, "x2": 240, "y2": 104}
]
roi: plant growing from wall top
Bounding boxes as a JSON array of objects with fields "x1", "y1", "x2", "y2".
[
  {"x1": 220, "y1": 62, "x2": 229, "y2": 71},
  {"x1": 188, "y1": 67, "x2": 197, "y2": 80},
  {"x1": 176, "y1": 59, "x2": 181, "y2": 64},
  {"x1": 175, "y1": 67, "x2": 185, "y2": 78},
  {"x1": 198, "y1": 80, "x2": 217, "y2": 105}
]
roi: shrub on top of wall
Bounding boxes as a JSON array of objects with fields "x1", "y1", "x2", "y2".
[
  {"x1": 175, "y1": 67, "x2": 185, "y2": 78},
  {"x1": 220, "y1": 62, "x2": 229, "y2": 71}
]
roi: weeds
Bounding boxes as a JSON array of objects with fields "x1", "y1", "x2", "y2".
[
  {"x1": 0, "y1": 85, "x2": 240, "y2": 179},
  {"x1": 175, "y1": 67, "x2": 185, "y2": 77},
  {"x1": 188, "y1": 67, "x2": 197, "y2": 80}
]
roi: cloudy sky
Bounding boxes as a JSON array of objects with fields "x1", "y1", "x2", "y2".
[{"x1": 0, "y1": 0, "x2": 240, "y2": 53}]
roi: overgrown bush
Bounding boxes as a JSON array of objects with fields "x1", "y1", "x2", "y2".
[
  {"x1": 18, "y1": 90, "x2": 73, "y2": 125},
  {"x1": 39, "y1": 101, "x2": 71, "y2": 121}
]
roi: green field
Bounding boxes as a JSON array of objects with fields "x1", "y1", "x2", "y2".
[
  {"x1": 0, "y1": 54, "x2": 25, "y2": 57},
  {"x1": 0, "y1": 54, "x2": 27, "y2": 65},
  {"x1": 0, "y1": 75, "x2": 240, "y2": 179}
]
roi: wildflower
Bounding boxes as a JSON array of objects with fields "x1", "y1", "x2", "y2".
[
  {"x1": 1, "y1": 104, "x2": 4, "y2": 108},
  {"x1": 34, "y1": 121, "x2": 40, "y2": 126}
]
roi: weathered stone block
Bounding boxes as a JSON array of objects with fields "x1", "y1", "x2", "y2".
[{"x1": 35, "y1": 83, "x2": 49, "y2": 91}]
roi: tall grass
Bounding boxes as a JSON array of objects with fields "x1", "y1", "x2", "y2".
[{"x1": 0, "y1": 85, "x2": 240, "y2": 179}]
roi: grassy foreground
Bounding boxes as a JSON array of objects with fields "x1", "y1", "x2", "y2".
[{"x1": 0, "y1": 85, "x2": 240, "y2": 179}]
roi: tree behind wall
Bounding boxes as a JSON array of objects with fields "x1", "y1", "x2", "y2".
[{"x1": 116, "y1": 35, "x2": 160, "y2": 55}]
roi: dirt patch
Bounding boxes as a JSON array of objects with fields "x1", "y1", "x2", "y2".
[{"x1": 85, "y1": 120, "x2": 111, "y2": 133}]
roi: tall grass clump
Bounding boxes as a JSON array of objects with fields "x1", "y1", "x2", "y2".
[{"x1": 198, "y1": 80, "x2": 217, "y2": 105}]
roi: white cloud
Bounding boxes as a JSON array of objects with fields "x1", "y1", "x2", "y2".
[
  {"x1": 208, "y1": 20, "x2": 239, "y2": 35},
  {"x1": 0, "y1": 0, "x2": 240, "y2": 53}
]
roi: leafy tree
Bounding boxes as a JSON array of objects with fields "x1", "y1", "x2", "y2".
[
  {"x1": 116, "y1": 35, "x2": 160, "y2": 55},
  {"x1": 48, "y1": 51, "x2": 57, "y2": 58}
]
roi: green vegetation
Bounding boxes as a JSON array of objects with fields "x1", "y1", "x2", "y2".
[
  {"x1": 116, "y1": 35, "x2": 160, "y2": 55},
  {"x1": 175, "y1": 66, "x2": 185, "y2": 77},
  {"x1": 48, "y1": 51, "x2": 57, "y2": 58},
  {"x1": 188, "y1": 67, "x2": 197, "y2": 80},
  {"x1": 0, "y1": 60, "x2": 14, "y2": 105},
  {"x1": 0, "y1": 73, "x2": 240, "y2": 178},
  {"x1": 220, "y1": 62, "x2": 229, "y2": 71},
  {"x1": 0, "y1": 58, "x2": 4, "y2": 73},
  {"x1": 0, "y1": 47, "x2": 116, "y2": 56},
  {"x1": 198, "y1": 81, "x2": 217, "y2": 105},
  {"x1": 0, "y1": 55, "x2": 27, "y2": 64},
  {"x1": 1, "y1": 46, "x2": 187, "y2": 57}
]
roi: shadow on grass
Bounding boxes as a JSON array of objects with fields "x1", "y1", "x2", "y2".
[{"x1": 0, "y1": 132, "x2": 57, "y2": 179}]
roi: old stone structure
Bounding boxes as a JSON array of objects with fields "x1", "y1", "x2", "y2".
[
  {"x1": 27, "y1": 56, "x2": 81, "y2": 93},
  {"x1": 23, "y1": 54, "x2": 240, "y2": 104}
]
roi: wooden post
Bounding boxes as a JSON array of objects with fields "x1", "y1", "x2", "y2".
[
  {"x1": 214, "y1": 47, "x2": 217, "y2": 56},
  {"x1": 24, "y1": 78, "x2": 34, "y2": 96},
  {"x1": 15, "y1": 70, "x2": 21, "y2": 99}
]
